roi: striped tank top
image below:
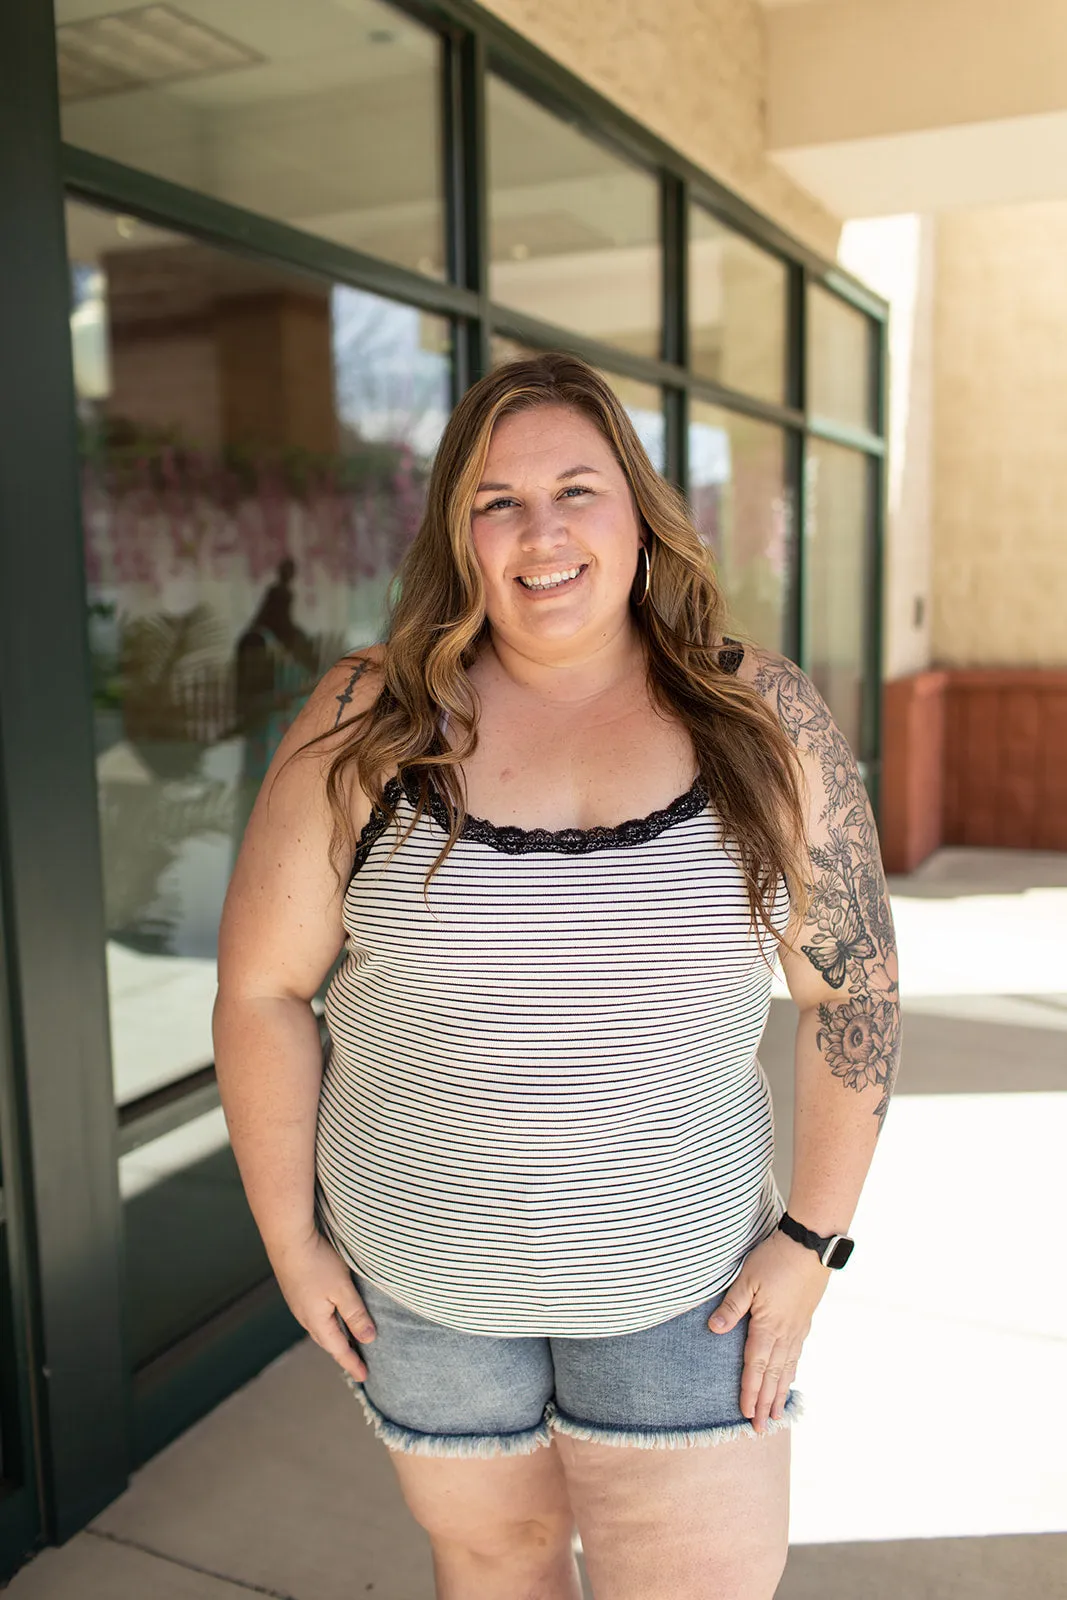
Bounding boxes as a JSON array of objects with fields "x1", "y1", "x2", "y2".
[{"x1": 315, "y1": 769, "x2": 790, "y2": 1337}]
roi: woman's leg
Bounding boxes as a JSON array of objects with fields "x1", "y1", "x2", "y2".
[
  {"x1": 554, "y1": 1427, "x2": 789, "y2": 1600},
  {"x1": 388, "y1": 1438, "x2": 583, "y2": 1600},
  {"x1": 348, "y1": 1274, "x2": 579, "y2": 1597}
]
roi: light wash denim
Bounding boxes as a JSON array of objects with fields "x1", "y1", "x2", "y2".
[{"x1": 346, "y1": 1271, "x2": 802, "y2": 1458}]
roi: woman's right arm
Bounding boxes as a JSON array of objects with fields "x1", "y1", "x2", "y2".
[{"x1": 213, "y1": 652, "x2": 383, "y2": 1381}]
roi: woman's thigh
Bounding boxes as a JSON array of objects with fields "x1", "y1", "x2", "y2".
[
  {"x1": 554, "y1": 1426, "x2": 790, "y2": 1600},
  {"x1": 350, "y1": 1273, "x2": 575, "y2": 1555},
  {"x1": 545, "y1": 1287, "x2": 796, "y2": 1598}
]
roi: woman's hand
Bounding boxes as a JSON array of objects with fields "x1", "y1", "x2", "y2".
[
  {"x1": 271, "y1": 1231, "x2": 377, "y2": 1383},
  {"x1": 708, "y1": 1229, "x2": 830, "y2": 1433}
]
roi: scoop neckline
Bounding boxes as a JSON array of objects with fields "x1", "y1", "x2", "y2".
[{"x1": 395, "y1": 770, "x2": 708, "y2": 856}]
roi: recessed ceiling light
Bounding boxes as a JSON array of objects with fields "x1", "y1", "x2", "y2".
[{"x1": 56, "y1": 4, "x2": 261, "y2": 102}]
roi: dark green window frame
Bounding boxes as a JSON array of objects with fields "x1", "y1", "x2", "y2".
[{"x1": 0, "y1": 0, "x2": 886, "y2": 1574}]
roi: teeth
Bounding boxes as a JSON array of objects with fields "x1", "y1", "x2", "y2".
[{"x1": 519, "y1": 567, "x2": 581, "y2": 590}]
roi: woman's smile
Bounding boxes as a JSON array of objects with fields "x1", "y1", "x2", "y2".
[{"x1": 515, "y1": 562, "x2": 589, "y2": 595}]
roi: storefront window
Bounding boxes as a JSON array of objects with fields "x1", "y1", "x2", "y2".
[
  {"x1": 804, "y1": 439, "x2": 871, "y2": 752},
  {"x1": 807, "y1": 284, "x2": 875, "y2": 431},
  {"x1": 689, "y1": 404, "x2": 792, "y2": 651},
  {"x1": 487, "y1": 76, "x2": 661, "y2": 360},
  {"x1": 689, "y1": 208, "x2": 787, "y2": 404},
  {"x1": 491, "y1": 337, "x2": 666, "y2": 471},
  {"x1": 68, "y1": 195, "x2": 450, "y2": 1360},
  {"x1": 56, "y1": 0, "x2": 446, "y2": 278}
]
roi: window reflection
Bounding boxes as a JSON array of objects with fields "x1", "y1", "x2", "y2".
[
  {"x1": 689, "y1": 405, "x2": 792, "y2": 651},
  {"x1": 490, "y1": 337, "x2": 665, "y2": 472},
  {"x1": 689, "y1": 208, "x2": 787, "y2": 404},
  {"x1": 488, "y1": 77, "x2": 661, "y2": 359},
  {"x1": 805, "y1": 439, "x2": 870, "y2": 751},
  {"x1": 807, "y1": 285, "x2": 875, "y2": 431},
  {"x1": 56, "y1": 0, "x2": 446, "y2": 278},
  {"x1": 69, "y1": 199, "x2": 450, "y2": 1104},
  {"x1": 119, "y1": 1109, "x2": 268, "y2": 1368}
]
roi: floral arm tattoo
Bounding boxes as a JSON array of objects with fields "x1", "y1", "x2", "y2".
[
  {"x1": 333, "y1": 659, "x2": 370, "y2": 728},
  {"x1": 756, "y1": 656, "x2": 902, "y2": 1130}
]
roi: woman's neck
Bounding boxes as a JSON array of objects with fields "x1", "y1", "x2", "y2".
[{"x1": 480, "y1": 621, "x2": 647, "y2": 708}]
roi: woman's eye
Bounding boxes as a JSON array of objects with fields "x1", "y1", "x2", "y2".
[
  {"x1": 560, "y1": 485, "x2": 591, "y2": 499},
  {"x1": 479, "y1": 497, "x2": 516, "y2": 513}
]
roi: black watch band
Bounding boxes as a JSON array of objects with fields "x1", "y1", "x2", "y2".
[{"x1": 777, "y1": 1211, "x2": 854, "y2": 1270}]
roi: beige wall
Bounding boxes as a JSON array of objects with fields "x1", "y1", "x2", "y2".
[
  {"x1": 933, "y1": 201, "x2": 1067, "y2": 667},
  {"x1": 838, "y1": 215, "x2": 935, "y2": 681},
  {"x1": 480, "y1": 0, "x2": 841, "y2": 258}
]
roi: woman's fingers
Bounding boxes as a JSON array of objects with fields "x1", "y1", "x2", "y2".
[
  {"x1": 741, "y1": 1328, "x2": 801, "y2": 1432},
  {"x1": 739, "y1": 1324, "x2": 777, "y2": 1426},
  {"x1": 313, "y1": 1307, "x2": 369, "y2": 1383},
  {"x1": 771, "y1": 1358, "x2": 798, "y2": 1423},
  {"x1": 335, "y1": 1283, "x2": 377, "y2": 1345}
]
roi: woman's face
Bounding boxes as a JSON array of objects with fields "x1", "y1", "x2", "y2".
[{"x1": 469, "y1": 403, "x2": 645, "y2": 656}]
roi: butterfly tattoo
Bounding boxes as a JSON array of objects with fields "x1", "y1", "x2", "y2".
[{"x1": 801, "y1": 895, "x2": 876, "y2": 989}]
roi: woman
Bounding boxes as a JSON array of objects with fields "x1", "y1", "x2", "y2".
[{"x1": 214, "y1": 354, "x2": 900, "y2": 1600}]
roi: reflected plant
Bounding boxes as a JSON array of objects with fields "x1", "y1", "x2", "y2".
[
  {"x1": 81, "y1": 424, "x2": 432, "y2": 597},
  {"x1": 98, "y1": 766, "x2": 235, "y2": 953}
]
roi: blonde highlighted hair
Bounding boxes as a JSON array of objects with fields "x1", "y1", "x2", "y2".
[{"x1": 315, "y1": 352, "x2": 808, "y2": 934}]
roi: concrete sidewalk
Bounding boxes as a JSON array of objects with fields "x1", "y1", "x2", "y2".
[{"x1": 8, "y1": 847, "x2": 1067, "y2": 1599}]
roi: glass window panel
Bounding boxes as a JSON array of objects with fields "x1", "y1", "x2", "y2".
[
  {"x1": 490, "y1": 337, "x2": 665, "y2": 472},
  {"x1": 807, "y1": 285, "x2": 874, "y2": 430},
  {"x1": 602, "y1": 372, "x2": 665, "y2": 473},
  {"x1": 69, "y1": 196, "x2": 450, "y2": 1109},
  {"x1": 689, "y1": 208, "x2": 787, "y2": 403},
  {"x1": 804, "y1": 440, "x2": 870, "y2": 752},
  {"x1": 119, "y1": 1109, "x2": 268, "y2": 1367},
  {"x1": 56, "y1": 0, "x2": 446, "y2": 278},
  {"x1": 688, "y1": 404, "x2": 792, "y2": 652},
  {"x1": 488, "y1": 77, "x2": 661, "y2": 359},
  {"x1": 70, "y1": 194, "x2": 450, "y2": 1361}
]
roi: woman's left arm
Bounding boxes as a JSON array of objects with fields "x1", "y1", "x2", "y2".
[{"x1": 709, "y1": 652, "x2": 902, "y2": 1431}]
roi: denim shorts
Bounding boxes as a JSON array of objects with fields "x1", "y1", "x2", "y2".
[{"x1": 346, "y1": 1272, "x2": 802, "y2": 1458}]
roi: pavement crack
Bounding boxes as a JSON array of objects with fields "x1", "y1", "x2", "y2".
[{"x1": 85, "y1": 1527, "x2": 299, "y2": 1599}]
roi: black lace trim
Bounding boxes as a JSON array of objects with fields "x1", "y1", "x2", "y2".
[
  {"x1": 402, "y1": 770, "x2": 707, "y2": 856},
  {"x1": 347, "y1": 779, "x2": 404, "y2": 886}
]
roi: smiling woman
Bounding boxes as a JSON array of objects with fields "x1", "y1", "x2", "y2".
[{"x1": 214, "y1": 351, "x2": 900, "y2": 1600}]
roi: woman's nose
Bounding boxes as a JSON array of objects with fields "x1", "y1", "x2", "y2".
[{"x1": 519, "y1": 496, "x2": 569, "y2": 546}]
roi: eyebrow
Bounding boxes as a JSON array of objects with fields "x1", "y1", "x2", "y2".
[{"x1": 476, "y1": 464, "x2": 603, "y2": 492}]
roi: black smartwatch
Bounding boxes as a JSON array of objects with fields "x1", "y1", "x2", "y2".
[{"x1": 777, "y1": 1211, "x2": 854, "y2": 1269}]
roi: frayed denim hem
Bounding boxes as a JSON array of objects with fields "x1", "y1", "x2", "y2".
[
  {"x1": 545, "y1": 1389, "x2": 804, "y2": 1451},
  {"x1": 344, "y1": 1376, "x2": 553, "y2": 1458}
]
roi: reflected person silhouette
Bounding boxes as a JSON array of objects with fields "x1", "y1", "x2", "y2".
[{"x1": 232, "y1": 558, "x2": 318, "y2": 853}]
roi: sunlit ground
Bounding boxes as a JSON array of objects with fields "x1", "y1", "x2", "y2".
[{"x1": 784, "y1": 852, "x2": 1067, "y2": 1545}]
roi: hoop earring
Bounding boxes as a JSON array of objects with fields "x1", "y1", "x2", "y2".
[{"x1": 633, "y1": 543, "x2": 652, "y2": 607}]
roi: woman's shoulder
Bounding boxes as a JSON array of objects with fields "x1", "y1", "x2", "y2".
[
  {"x1": 294, "y1": 645, "x2": 387, "y2": 746},
  {"x1": 323, "y1": 645, "x2": 387, "y2": 733},
  {"x1": 723, "y1": 643, "x2": 834, "y2": 753}
]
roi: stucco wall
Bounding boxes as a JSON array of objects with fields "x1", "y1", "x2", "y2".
[
  {"x1": 480, "y1": 0, "x2": 841, "y2": 258},
  {"x1": 933, "y1": 201, "x2": 1067, "y2": 667},
  {"x1": 839, "y1": 214, "x2": 935, "y2": 681}
]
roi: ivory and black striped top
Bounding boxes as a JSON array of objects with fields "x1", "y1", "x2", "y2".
[{"x1": 315, "y1": 770, "x2": 790, "y2": 1337}]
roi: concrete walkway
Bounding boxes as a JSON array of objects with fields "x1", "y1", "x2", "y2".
[{"x1": 8, "y1": 848, "x2": 1066, "y2": 1598}]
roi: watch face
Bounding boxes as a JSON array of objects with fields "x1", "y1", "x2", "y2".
[{"x1": 827, "y1": 1236, "x2": 854, "y2": 1269}]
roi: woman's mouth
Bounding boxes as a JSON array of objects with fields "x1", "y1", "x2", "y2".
[{"x1": 516, "y1": 564, "x2": 588, "y2": 594}]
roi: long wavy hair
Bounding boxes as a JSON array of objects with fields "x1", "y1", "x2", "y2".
[{"x1": 313, "y1": 352, "x2": 809, "y2": 934}]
